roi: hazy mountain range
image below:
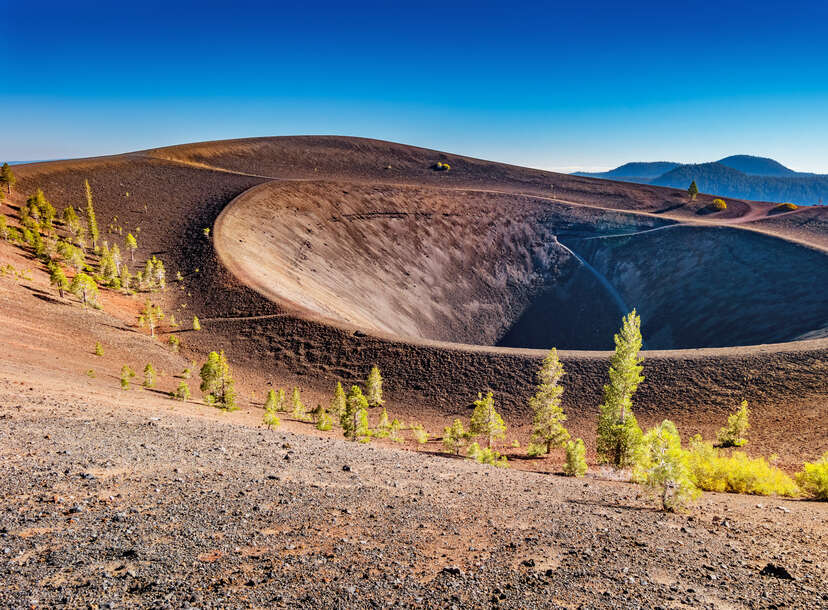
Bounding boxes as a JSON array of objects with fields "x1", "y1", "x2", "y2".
[{"x1": 574, "y1": 155, "x2": 827, "y2": 205}]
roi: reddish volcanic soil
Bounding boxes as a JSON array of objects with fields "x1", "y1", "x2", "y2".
[{"x1": 0, "y1": 136, "x2": 826, "y2": 607}]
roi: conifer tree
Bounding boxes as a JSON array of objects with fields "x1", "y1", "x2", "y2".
[
  {"x1": 365, "y1": 365, "x2": 384, "y2": 407},
  {"x1": 143, "y1": 363, "x2": 156, "y2": 388},
  {"x1": 199, "y1": 350, "x2": 236, "y2": 409},
  {"x1": 94, "y1": 342, "x2": 104, "y2": 356},
  {"x1": 98, "y1": 243, "x2": 117, "y2": 285},
  {"x1": 70, "y1": 273, "x2": 99, "y2": 308},
  {"x1": 192, "y1": 315, "x2": 201, "y2": 331},
  {"x1": 469, "y1": 391, "x2": 506, "y2": 448},
  {"x1": 716, "y1": 400, "x2": 750, "y2": 448},
  {"x1": 315, "y1": 406, "x2": 333, "y2": 431},
  {"x1": 342, "y1": 385, "x2": 370, "y2": 442},
  {"x1": 389, "y1": 418, "x2": 403, "y2": 443},
  {"x1": 442, "y1": 419, "x2": 469, "y2": 456},
  {"x1": 173, "y1": 381, "x2": 191, "y2": 401},
  {"x1": 274, "y1": 388, "x2": 287, "y2": 412},
  {"x1": 264, "y1": 389, "x2": 278, "y2": 411},
  {"x1": 111, "y1": 243, "x2": 122, "y2": 274},
  {"x1": 688, "y1": 180, "x2": 699, "y2": 201},
  {"x1": 58, "y1": 239, "x2": 85, "y2": 271},
  {"x1": 374, "y1": 408, "x2": 391, "y2": 438},
  {"x1": 596, "y1": 310, "x2": 644, "y2": 469},
  {"x1": 119, "y1": 264, "x2": 132, "y2": 291},
  {"x1": 291, "y1": 387, "x2": 309, "y2": 421},
  {"x1": 563, "y1": 438, "x2": 588, "y2": 477},
  {"x1": 48, "y1": 262, "x2": 68, "y2": 298},
  {"x1": 411, "y1": 423, "x2": 430, "y2": 447},
  {"x1": 527, "y1": 348, "x2": 571, "y2": 457},
  {"x1": 120, "y1": 365, "x2": 135, "y2": 390},
  {"x1": 84, "y1": 179, "x2": 100, "y2": 251},
  {"x1": 635, "y1": 420, "x2": 699, "y2": 512},
  {"x1": 125, "y1": 232, "x2": 138, "y2": 262},
  {"x1": 140, "y1": 299, "x2": 163, "y2": 337},
  {"x1": 0, "y1": 214, "x2": 7, "y2": 241},
  {"x1": 0, "y1": 163, "x2": 16, "y2": 194},
  {"x1": 63, "y1": 205, "x2": 84, "y2": 243},
  {"x1": 330, "y1": 381, "x2": 346, "y2": 418}
]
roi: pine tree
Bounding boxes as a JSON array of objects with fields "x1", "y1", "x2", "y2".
[
  {"x1": 365, "y1": 365, "x2": 384, "y2": 407},
  {"x1": 442, "y1": 419, "x2": 469, "y2": 455},
  {"x1": 98, "y1": 243, "x2": 117, "y2": 285},
  {"x1": 192, "y1": 315, "x2": 201, "y2": 331},
  {"x1": 263, "y1": 392, "x2": 281, "y2": 429},
  {"x1": 0, "y1": 163, "x2": 16, "y2": 194},
  {"x1": 199, "y1": 350, "x2": 236, "y2": 410},
  {"x1": 342, "y1": 385, "x2": 370, "y2": 442},
  {"x1": 48, "y1": 262, "x2": 68, "y2": 298},
  {"x1": 688, "y1": 180, "x2": 699, "y2": 201},
  {"x1": 111, "y1": 244, "x2": 122, "y2": 274},
  {"x1": 389, "y1": 418, "x2": 403, "y2": 443},
  {"x1": 596, "y1": 310, "x2": 644, "y2": 469},
  {"x1": 717, "y1": 400, "x2": 750, "y2": 448},
  {"x1": 120, "y1": 365, "x2": 135, "y2": 390},
  {"x1": 63, "y1": 205, "x2": 85, "y2": 244},
  {"x1": 469, "y1": 391, "x2": 506, "y2": 448},
  {"x1": 125, "y1": 232, "x2": 138, "y2": 262},
  {"x1": 119, "y1": 264, "x2": 132, "y2": 291},
  {"x1": 315, "y1": 406, "x2": 333, "y2": 431},
  {"x1": 83, "y1": 179, "x2": 100, "y2": 251},
  {"x1": 563, "y1": 438, "x2": 588, "y2": 477},
  {"x1": 143, "y1": 363, "x2": 156, "y2": 388},
  {"x1": 264, "y1": 389, "x2": 278, "y2": 411},
  {"x1": 94, "y1": 341, "x2": 104, "y2": 356},
  {"x1": 0, "y1": 214, "x2": 7, "y2": 241},
  {"x1": 636, "y1": 420, "x2": 699, "y2": 512},
  {"x1": 527, "y1": 348, "x2": 571, "y2": 457},
  {"x1": 58, "y1": 240, "x2": 85, "y2": 271},
  {"x1": 374, "y1": 408, "x2": 391, "y2": 438},
  {"x1": 140, "y1": 299, "x2": 163, "y2": 337},
  {"x1": 173, "y1": 381, "x2": 191, "y2": 402},
  {"x1": 330, "y1": 381, "x2": 346, "y2": 418},
  {"x1": 411, "y1": 423, "x2": 430, "y2": 447},
  {"x1": 291, "y1": 387, "x2": 309, "y2": 421},
  {"x1": 69, "y1": 273, "x2": 99, "y2": 308}
]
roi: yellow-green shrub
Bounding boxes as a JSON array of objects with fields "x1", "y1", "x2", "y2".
[
  {"x1": 686, "y1": 436, "x2": 798, "y2": 497},
  {"x1": 773, "y1": 202, "x2": 798, "y2": 212},
  {"x1": 796, "y1": 452, "x2": 828, "y2": 500},
  {"x1": 711, "y1": 198, "x2": 727, "y2": 211}
]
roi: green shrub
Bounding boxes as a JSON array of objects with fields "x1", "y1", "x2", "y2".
[
  {"x1": 173, "y1": 381, "x2": 191, "y2": 402},
  {"x1": 711, "y1": 198, "x2": 727, "y2": 211},
  {"x1": 686, "y1": 436, "x2": 798, "y2": 497},
  {"x1": 796, "y1": 452, "x2": 828, "y2": 500},
  {"x1": 717, "y1": 400, "x2": 749, "y2": 447},
  {"x1": 563, "y1": 438, "x2": 588, "y2": 477},
  {"x1": 467, "y1": 442, "x2": 509, "y2": 467}
]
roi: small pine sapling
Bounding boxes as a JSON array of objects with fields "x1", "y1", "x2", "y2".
[
  {"x1": 389, "y1": 418, "x2": 404, "y2": 443},
  {"x1": 143, "y1": 363, "x2": 156, "y2": 388},
  {"x1": 330, "y1": 381, "x2": 346, "y2": 419},
  {"x1": 365, "y1": 365, "x2": 384, "y2": 407},
  {"x1": 716, "y1": 400, "x2": 750, "y2": 448},
  {"x1": 469, "y1": 391, "x2": 507, "y2": 449},
  {"x1": 94, "y1": 342, "x2": 104, "y2": 357},
  {"x1": 597, "y1": 310, "x2": 644, "y2": 469},
  {"x1": 173, "y1": 381, "x2": 191, "y2": 401},
  {"x1": 527, "y1": 348, "x2": 570, "y2": 457},
  {"x1": 264, "y1": 389, "x2": 278, "y2": 411},
  {"x1": 442, "y1": 419, "x2": 468, "y2": 455},
  {"x1": 168, "y1": 335, "x2": 181, "y2": 352},
  {"x1": 342, "y1": 385, "x2": 371, "y2": 442},
  {"x1": 563, "y1": 439, "x2": 588, "y2": 477},
  {"x1": 199, "y1": 350, "x2": 236, "y2": 410},
  {"x1": 636, "y1": 420, "x2": 699, "y2": 512},
  {"x1": 411, "y1": 423, "x2": 430, "y2": 447},
  {"x1": 120, "y1": 365, "x2": 135, "y2": 390},
  {"x1": 374, "y1": 408, "x2": 391, "y2": 438},
  {"x1": 48, "y1": 263, "x2": 68, "y2": 298},
  {"x1": 192, "y1": 315, "x2": 201, "y2": 331},
  {"x1": 291, "y1": 387, "x2": 309, "y2": 421},
  {"x1": 315, "y1": 406, "x2": 333, "y2": 431}
]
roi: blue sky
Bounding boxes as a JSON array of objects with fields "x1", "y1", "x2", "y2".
[{"x1": 3, "y1": 0, "x2": 828, "y2": 172}]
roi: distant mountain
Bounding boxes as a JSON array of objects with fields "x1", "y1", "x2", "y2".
[
  {"x1": 574, "y1": 155, "x2": 827, "y2": 205},
  {"x1": 573, "y1": 161, "x2": 679, "y2": 184},
  {"x1": 716, "y1": 155, "x2": 797, "y2": 177}
]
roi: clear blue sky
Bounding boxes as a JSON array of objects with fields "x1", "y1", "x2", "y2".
[{"x1": 3, "y1": 0, "x2": 828, "y2": 172}]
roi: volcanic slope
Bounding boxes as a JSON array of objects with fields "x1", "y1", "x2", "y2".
[{"x1": 7, "y1": 136, "x2": 828, "y2": 439}]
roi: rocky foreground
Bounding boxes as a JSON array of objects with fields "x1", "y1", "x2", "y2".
[{"x1": 0, "y1": 379, "x2": 826, "y2": 609}]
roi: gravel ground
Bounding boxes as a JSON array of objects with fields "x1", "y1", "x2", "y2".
[{"x1": 1, "y1": 379, "x2": 825, "y2": 609}]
